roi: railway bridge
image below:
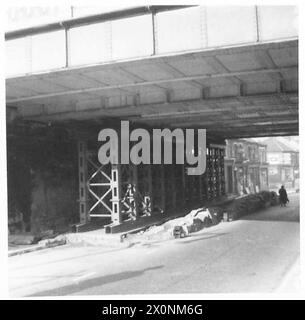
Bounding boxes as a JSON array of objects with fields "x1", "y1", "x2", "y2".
[{"x1": 6, "y1": 6, "x2": 298, "y2": 232}]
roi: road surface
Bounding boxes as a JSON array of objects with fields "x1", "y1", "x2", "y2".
[{"x1": 8, "y1": 193, "x2": 300, "y2": 296}]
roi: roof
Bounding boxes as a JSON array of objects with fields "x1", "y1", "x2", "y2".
[
  {"x1": 244, "y1": 138, "x2": 267, "y2": 147},
  {"x1": 277, "y1": 137, "x2": 299, "y2": 152},
  {"x1": 264, "y1": 137, "x2": 299, "y2": 153}
]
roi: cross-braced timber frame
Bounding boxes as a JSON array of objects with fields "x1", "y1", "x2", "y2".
[{"x1": 77, "y1": 137, "x2": 226, "y2": 226}]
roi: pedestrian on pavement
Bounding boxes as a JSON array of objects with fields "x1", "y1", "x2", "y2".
[{"x1": 279, "y1": 185, "x2": 289, "y2": 207}]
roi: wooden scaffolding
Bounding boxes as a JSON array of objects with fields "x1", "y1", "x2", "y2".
[{"x1": 77, "y1": 139, "x2": 226, "y2": 226}]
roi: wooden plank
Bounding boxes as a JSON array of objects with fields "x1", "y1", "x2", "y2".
[{"x1": 78, "y1": 140, "x2": 89, "y2": 224}]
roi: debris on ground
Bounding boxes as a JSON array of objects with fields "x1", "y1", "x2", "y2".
[
  {"x1": 125, "y1": 206, "x2": 224, "y2": 244},
  {"x1": 125, "y1": 191, "x2": 279, "y2": 244},
  {"x1": 8, "y1": 234, "x2": 38, "y2": 246},
  {"x1": 166, "y1": 207, "x2": 212, "y2": 237},
  {"x1": 8, "y1": 191, "x2": 279, "y2": 253},
  {"x1": 8, "y1": 229, "x2": 57, "y2": 246},
  {"x1": 226, "y1": 191, "x2": 279, "y2": 220},
  {"x1": 38, "y1": 235, "x2": 66, "y2": 247}
]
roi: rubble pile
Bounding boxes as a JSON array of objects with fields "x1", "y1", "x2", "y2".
[
  {"x1": 226, "y1": 191, "x2": 278, "y2": 220},
  {"x1": 128, "y1": 191, "x2": 279, "y2": 244},
  {"x1": 129, "y1": 206, "x2": 224, "y2": 243},
  {"x1": 166, "y1": 207, "x2": 221, "y2": 238}
]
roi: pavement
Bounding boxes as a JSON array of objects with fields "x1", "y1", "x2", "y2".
[{"x1": 8, "y1": 193, "x2": 300, "y2": 296}]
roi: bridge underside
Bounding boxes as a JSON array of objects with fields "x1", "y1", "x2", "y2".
[
  {"x1": 6, "y1": 36, "x2": 298, "y2": 231},
  {"x1": 7, "y1": 40, "x2": 298, "y2": 139}
]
